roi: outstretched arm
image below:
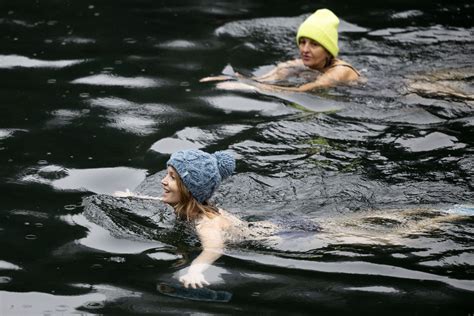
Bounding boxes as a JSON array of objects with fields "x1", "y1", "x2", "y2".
[
  {"x1": 199, "y1": 59, "x2": 303, "y2": 84},
  {"x1": 253, "y1": 77, "x2": 335, "y2": 92},
  {"x1": 113, "y1": 189, "x2": 162, "y2": 201},
  {"x1": 199, "y1": 75, "x2": 234, "y2": 83},
  {"x1": 179, "y1": 217, "x2": 226, "y2": 288},
  {"x1": 251, "y1": 59, "x2": 303, "y2": 82},
  {"x1": 244, "y1": 64, "x2": 360, "y2": 92}
]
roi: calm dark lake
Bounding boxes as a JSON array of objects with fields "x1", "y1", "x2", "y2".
[{"x1": 1, "y1": 0, "x2": 473, "y2": 315}]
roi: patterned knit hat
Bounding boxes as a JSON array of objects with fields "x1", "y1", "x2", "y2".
[{"x1": 167, "y1": 149, "x2": 235, "y2": 203}]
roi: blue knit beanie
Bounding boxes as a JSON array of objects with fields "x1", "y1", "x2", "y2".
[{"x1": 167, "y1": 149, "x2": 236, "y2": 203}]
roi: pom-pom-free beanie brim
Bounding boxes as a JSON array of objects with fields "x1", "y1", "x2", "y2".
[
  {"x1": 167, "y1": 149, "x2": 235, "y2": 203},
  {"x1": 296, "y1": 8, "x2": 339, "y2": 57}
]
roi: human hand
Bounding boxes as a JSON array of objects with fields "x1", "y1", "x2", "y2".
[{"x1": 179, "y1": 271, "x2": 210, "y2": 289}]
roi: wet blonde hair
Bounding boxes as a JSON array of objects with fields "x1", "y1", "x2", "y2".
[{"x1": 172, "y1": 169, "x2": 219, "y2": 221}]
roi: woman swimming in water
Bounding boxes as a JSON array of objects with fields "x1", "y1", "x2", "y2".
[
  {"x1": 117, "y1": 149, "x2": 243, "y2": 289},
  {"x1": 160, "y1": 149, "x2": 239, "y2": 289},
  {"x1": 201, "y1": 8, "x2": 360, "y2": 91},
  {"x1": 114, "y1": 149, "x2": 319, "y2": 288}
]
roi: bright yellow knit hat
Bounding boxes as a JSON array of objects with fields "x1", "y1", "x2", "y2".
[{"x1": 296, "y1": 9, "x2": 339, "y2": 57}]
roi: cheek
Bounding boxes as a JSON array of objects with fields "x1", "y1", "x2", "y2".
[
  {"x1": 170, "y1": 183, "x2": 181, "y2": 196},
  {"x1": 311, "y1": 47, "x2": 323, "y2": 57},
  {"x1": 171, "y1": 190, "x2": 182, "y2": 203}
]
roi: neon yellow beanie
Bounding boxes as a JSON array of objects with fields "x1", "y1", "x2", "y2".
[{"x1": 296, "y1": 9, "x2": 339, "y2": 57}]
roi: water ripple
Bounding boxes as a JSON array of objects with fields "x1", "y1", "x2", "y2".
[
  {"x1": 229, "y1": 252, "x2": 474, "y2": 292},
  {"x1": 0, "y1": 291, "x2": 106, "y2": 315},
  {"x1": 21, "y1": 165, "x2": 147, "y2": 195},
  {"x1": 394, "y1": 131, "x2": 466, "y2": 153},
  {"x1": 369, "y1": 26, "x2": 474, "y2": 44},
  {"x1": 204, "y1": 95, "x2": 298, "y2": 116},
  {"x1": 0, "y1": 54, "x2": 84, "y2": 69},
  {"x1": 0, "y1": 260, "x2": 21, "y2": 270},
  {"x1": 71, "y1": 74, "x2": 161, "y2": 88},
  {"x1": 150, "y1": 124, "x2": 251, "y2": 154}
]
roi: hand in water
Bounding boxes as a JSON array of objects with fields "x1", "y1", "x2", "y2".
[{"x1": 179, "y1": 271, "x2": 210, "y2": 289}]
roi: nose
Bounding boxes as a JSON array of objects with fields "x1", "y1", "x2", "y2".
[
  {"x1": 161, "y1": 176, "x2": 168, "y2": 186},
  {"x1": 300, "y1": 41, "x2": 309, "y2": 53}
]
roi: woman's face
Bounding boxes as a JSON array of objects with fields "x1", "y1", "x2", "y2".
[
  {"x1": 161, "y1": 166, "x2": 182, "y2": 205},
  {"x1": 298, "y1": 37, "x2": 330, "y2": 69}
]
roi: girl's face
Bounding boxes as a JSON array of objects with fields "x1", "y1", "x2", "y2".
[
  {"x1": 161, "y1": 166, "x2": 182, "y2": 205},
  {"x1": 298, "y1": 37, "x2": 330, "y2": 69}
]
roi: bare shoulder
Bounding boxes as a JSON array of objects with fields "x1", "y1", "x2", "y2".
[
  {"x1": 196, "y1": 211, "x2": 231, "y2": 231},
  {"x1": 277, "y1": 59, "x2": 304, "y2": 68},
  {"x1": 276, "y1": 59, "x2": 304, "y2": 68},
  {"x1": 324, "y1": 59, "x2": 360, "y2": 82}
]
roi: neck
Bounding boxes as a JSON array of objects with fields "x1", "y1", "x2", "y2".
[
  {"x1": 307, "y1": 56, "x2": 334, "y2": 72},
  {"x1": 323, "y1": 56, "x2": 335, "y2": 70}
]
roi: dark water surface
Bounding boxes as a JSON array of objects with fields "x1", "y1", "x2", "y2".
[{"x1": 1, "y1": 0, "x2": 473, "y2": 315}]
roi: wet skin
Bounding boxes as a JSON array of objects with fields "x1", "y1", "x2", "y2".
[
  {"x1": 161, "y1": 166, "x2": 182, "y2": 205},
  {"x1": 298, "y1": 37, "x2": 330, "y2": 70}
]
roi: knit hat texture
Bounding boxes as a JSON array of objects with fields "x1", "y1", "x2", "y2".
[
  {"x1": 167, "y1": 149, "x2": 235, "y2": 203},
  {"x1": 296, "y1": 8, "x2": 340, "y2": 57}
]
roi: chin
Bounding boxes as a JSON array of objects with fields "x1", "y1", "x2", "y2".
[{"x1": 162, "y1": 197, "x2": 177, "y2": 205}]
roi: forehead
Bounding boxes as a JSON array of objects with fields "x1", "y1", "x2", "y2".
[
  {"x1": 166, "y1": 165, "x2": 176, "y2": 173},
  {"x1": 299, "y1": 37, "x2": 319, "y2": 45}
]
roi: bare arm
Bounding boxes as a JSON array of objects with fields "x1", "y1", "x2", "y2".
[
  {"x1": 179, "y1": 216, "x2": 226, "y2": 288},
  {"x1": 199, "y1": 75, "x2": 234, "y2": 82},
  {"x1": 192, "y1": 219, "x2": 225, "y2": 266},
  {"x1": 250, "y1": 64, "x2": 360, "y2": 92},
  {"x1": 252, "y1": 59, "x2": 303, "y2": 82},
  {"x1": 199, "y1": 59, "x2": 303, "y2": 83}
]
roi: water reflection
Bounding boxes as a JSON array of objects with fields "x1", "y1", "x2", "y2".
[
  {"x1": 71, "y1": 74, "x2": 161, "y2": 88},
  {"x1": 0, "y1": 261, "x2": 21, "y2": 271},
  {"x1": 0, "y1": 54, "x2": 84, "y2": 68},
  {"x1": 22, "y1": 165, "x2": 147, "y2": 195},
  {"x1": 150, "y1": 125, "x2": 250, "y2": 154},
  {"x1": 1, "y1": 0, "x2": 473, "y2": 314},
  {"x1": 65, "y1": 214, "x2": 164, "y2": 253},
  {"x1": 205, "y1": 95, "x2": 297, "y2": 115},
  {"x1": 369, "y1": 26, "x2": 474, "y2": 44},
  {"x1": 394, "y1": 131, "x2": 465, "y2": 152},
  {"x1": 0, "y1": 291, "x2": 106, "y2": 316}
]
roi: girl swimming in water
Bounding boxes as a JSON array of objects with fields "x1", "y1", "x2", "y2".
[
  {"x1": 201, "y1": 8, "x2": 360, "y2": 91},
  {"x1": 160, "y1": 149, "x2": 239, "y2": 289},
  {"x1": 114, "y1": 149, "x2": 320, "y2": 288},
  {"x1": 116, "y1": 149, "x2": 243, "y2": 289}
]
